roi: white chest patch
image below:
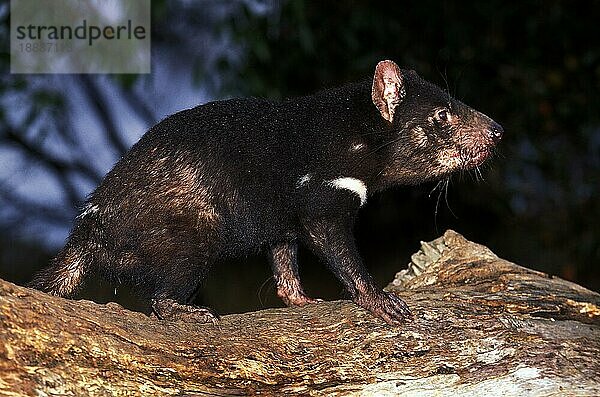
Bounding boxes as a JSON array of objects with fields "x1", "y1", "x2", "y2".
[{"x1": 328, "y1": 177, "x2": 367, "y2": 206}]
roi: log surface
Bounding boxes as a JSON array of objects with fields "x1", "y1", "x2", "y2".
[{"x1": 1, "y1": 230, "x2": 599, "y2": 396}]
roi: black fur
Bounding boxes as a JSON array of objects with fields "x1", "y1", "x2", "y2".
[{"x1": 31, "y1": 60, "x2": 502, "y2": 324}]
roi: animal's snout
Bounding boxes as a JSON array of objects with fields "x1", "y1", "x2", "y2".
[{"x1": 487, "y1": 121, "x2": 503, "y2": 143}]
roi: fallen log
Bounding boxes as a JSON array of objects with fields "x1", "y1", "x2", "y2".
[{"x1": 1, "y1": 230, "x2": 598, "y2": 396}]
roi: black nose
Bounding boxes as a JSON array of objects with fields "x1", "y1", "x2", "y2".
[{"x1": 488, "y1": 122, "x2": 503, "y2": 143}]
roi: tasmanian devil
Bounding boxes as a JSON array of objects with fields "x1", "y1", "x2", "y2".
[{"x1": 31, "y1": 60, "x2": 502, "y2": 325}]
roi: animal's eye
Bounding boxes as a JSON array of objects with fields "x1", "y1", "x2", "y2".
[{"x1": 436, "y1": 109, "x2": 449, "y2": 122}]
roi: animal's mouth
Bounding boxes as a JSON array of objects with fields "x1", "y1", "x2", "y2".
[
  {"x1": 463, "y1": 148, "x2": 492, "y2": 168},
  {"x1": 438, "y1": 142, "x2": 496, "y2": 175}
]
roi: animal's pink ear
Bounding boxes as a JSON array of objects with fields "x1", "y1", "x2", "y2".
[{"x1": 371, "y1": 60, "x2": 405, "y2": 123}]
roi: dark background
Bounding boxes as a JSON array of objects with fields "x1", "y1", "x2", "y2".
[{"x1": 1, "y1": 1, "x2": 598, "y2": 314}]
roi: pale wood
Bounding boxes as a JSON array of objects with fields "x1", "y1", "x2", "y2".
[{"x1": 1, "y1": 230, "x2": 599, "y2": 396}]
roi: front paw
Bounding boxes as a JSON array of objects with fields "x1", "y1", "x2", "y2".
[
  {"x1": 356, "y1": 291, "x2": 412, "y2": 325},
  {"x1": 277, "y1": 287, "x2": 321, "y2": 307},
  {"x1": 275, "y1": 279, "x2": 321, "y2": 307}
]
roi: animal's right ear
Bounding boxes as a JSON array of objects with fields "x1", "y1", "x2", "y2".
[{"x1": 371, "y1": 60, "x2": 406, "y2": 123}]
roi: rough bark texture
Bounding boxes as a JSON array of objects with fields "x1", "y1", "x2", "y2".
[{"x1": 1, "y1": 230, "x2": 599, "y2": 396}]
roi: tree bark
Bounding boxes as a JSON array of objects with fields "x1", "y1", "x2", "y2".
[{"x1": 1, "y1": 230, "x2": 599, "y2": 396}]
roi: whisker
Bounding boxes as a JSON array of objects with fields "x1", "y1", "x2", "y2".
[
  {"x1": 434, "y1": 180, "x2": 444, "y2": 233},
  {"x1": 359, "y1": 133, "x2": 412, "y2": 161},
  {"x1": 437, "y1": 63, "x2": 452, "y2": 107},
  {"x1": 358, "y1": 130, "x2": 390, "y2": 136},
  {"x1": 431, "y1": 176, "x2": 451, "y2": 233},
  {"x1": 472, "y1": 168, "x2": 480, "y2": 183},
  {"x1": 476, "y1": 166, "x2": 485, "y2": 182},
  {"x1": 429, "y1": 179, "x2": 445, "y2": 198},
  {"x1": 257, "y1": 276, "x2": 274, "y2": 307},
  {"x1": 444, "y1": 178, "x2": 458, "y2": 219}
]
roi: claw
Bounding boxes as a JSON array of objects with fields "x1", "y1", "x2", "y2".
[
  {"x1": 356, "y1": 290, "x2": 412, "y2": 325},
  {"x1": 151, "y1": 298, "x2": 219, "y2": 325}
]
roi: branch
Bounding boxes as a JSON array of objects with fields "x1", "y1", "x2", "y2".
[
  {"x1": 3, "y1": 128, "x2": 96, "y2": 210},
  {"x1": 0, "y1": 186, "x2": 72, "y2": 224},
  {"x1": 1, "y1": 231, "x2": 599, "y2": 395},
  {"x1": 4, "y1": 126, "x2": 103, "y2": 183},
  {"x1": 117, "y1": 82, "x2": 157, "y2": 126},
  {"x1": 77, "y1": 75, "x2": 131, "y2": 156}
]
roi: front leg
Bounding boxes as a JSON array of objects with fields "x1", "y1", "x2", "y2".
[
  {"x1": 268, "y1": 241, "x2": 319, "y2": 307},
  {"x1": 302, "y1": 217, "x2": 411, "y2": 324}
]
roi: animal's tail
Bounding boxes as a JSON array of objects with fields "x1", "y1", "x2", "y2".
[
  {"x1": 29, "y1": 243, "x2": 94, "y2": 297},
  {"x1": 29, "y1": 212, "x2": 100, "y2": 297}
]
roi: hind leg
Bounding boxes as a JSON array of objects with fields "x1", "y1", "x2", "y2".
[
  {"x1": 147, "y1": 255, "x2": 220, "y2": 324},
  {"x1": 124, "y1": 212, "x2": 223, "y2": 324},
  {"x1": 153, "y1": 257, "x2": 217, "y2": 324}
]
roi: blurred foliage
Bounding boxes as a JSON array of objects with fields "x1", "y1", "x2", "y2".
[{"x1": 216, "y1": 0, "x2": 600, "y2": 291}]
